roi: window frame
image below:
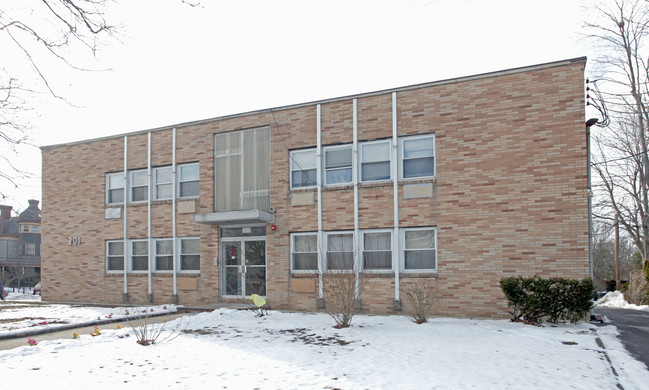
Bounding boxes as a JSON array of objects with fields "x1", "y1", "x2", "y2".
[
  {"x1": 154, "y1": 238, "x2": 174, "y2": 272},
  {"x1": 361, "y1": 229, "x2": 393, "y2": 272},
  {"x1": 325, "y1": 231, "x2": 355, "y2": 271},
  {"x1": 290, "y1": 232, "x2": 319, "y2": 273},
  {"x1": 154, "y1": 166, "x2": 173, "y2": 201},
  {"x1": 106, "y1": 240, "x2": 125, "y2": 273},
  {"x1": 400, "y1": 227, "x2": 437, "y2": 273},
  {"x1": 106, "y1": 172, "x2": 125, "y2": 205},
  {"x1": 178, "y1": 163, "x2": 200, "y2": 198},
  {"x1": 130, "y1": 239, "x2": 149, "y2": 273},
  {"x1": 399, "y1": 134, "x2": 436, "y2": 180},
  {"x1": 323, "y1": 145, "x2": 353, "y2": 186},
  {"x1": 129, "y1": 169, "x2": 149, "y2": 203},
  {"x1": 179, "y1": 237, "x2": 200, "y2": 273},
  {"x1": 360, "y1": 140, "x2": 392, "y2": 183},
  {"x1": 290, "y1": 148, "x2": 317, "y2": 189}
]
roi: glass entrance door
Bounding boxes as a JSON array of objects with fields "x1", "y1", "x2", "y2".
[{"x1": 222, "y1": 239, "x2": 266, "y2": 297}]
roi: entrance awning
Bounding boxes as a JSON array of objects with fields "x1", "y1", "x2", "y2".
[{"x1": 193, "y1": 209, "x2": 274, "y2": 225}]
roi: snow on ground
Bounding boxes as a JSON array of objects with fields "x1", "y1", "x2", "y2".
[
  {"x1": 0, "y1": 294, "x2": 648, "y2": 389},
  {"x1": 594, "y1": 291, "x2": 649, "y2": 311}
]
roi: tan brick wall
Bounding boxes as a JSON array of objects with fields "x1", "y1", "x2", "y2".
[{"x1": 41, "y1": 59, "x2": 588, "y2": 318}]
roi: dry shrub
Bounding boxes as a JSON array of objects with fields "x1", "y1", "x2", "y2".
[
  {"x1": 402, "y1": 278, "x2": 441, "y2": 324},
  {"x1": 323, "y1": 270, "x2": 367, "y2": 328}
]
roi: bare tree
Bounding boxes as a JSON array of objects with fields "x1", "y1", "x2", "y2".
[{"x1": 586, "y1": 0, "x2": 649, "y2": 266}]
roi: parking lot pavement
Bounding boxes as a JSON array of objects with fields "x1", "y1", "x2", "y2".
[{"x1": 591, "y1": 307, "x2": 649, "y2": 370}]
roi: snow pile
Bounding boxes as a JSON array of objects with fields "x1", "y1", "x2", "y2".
[
  {"x1": 594, "y1": 291, "x2": 649, "y2": 311},
  {"x1": 0, "y1": 306, "x2": 648, "y2": 389}
]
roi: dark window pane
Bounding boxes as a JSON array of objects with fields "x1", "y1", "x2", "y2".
[
  {"x1": 362, "y1": 161, "x2": 390, "y2": 181},
  {"x1": 156, "y1": 256, "x2": 174, "y2": 271},
  {"x1": 327, "y1": 252, "x2": 354, "y2": 270},
  {"x1": 181, "y1": 255, "x2": 200, "y2": 271},
  {"x1": 132, "y1": 186, "x2": 148, "y2": 201},
  {"x1": 403, "y1": 157, "x2": 435, "y2": 178},
  {"x1": 108, "y1": 256, "x2": 124, "y2": 271},
  {"x1": 363, "y1": 251, "x2": 392, "y2": 269},
  {"x1": 180, "y1": 181, "x2": 199, "y2": 197},
  {"x1": 132, "y1": 256, "x2": 148, "y2": 271},
  {"x1": 293, "y1": 253, "x2": 317, "y2": 270},
  {"x1": 109, "y1": 189, "x2": 124, "y2": 203},
  {"x1": 404, "y1": 250, "x2": 436, "y2": 269}
]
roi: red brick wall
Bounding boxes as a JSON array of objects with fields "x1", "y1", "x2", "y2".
[{"x1": 41, "y1": 59, "x2": 588, "y2": 318}]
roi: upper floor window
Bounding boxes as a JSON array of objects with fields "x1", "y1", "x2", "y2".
[
  {"x1": 324, "y1": 145, "x2": 352, "y2": 186},
  {"x1": 154, "y1": 167, "x2": 173, "y2": 200},
  {"x1": 400, "y1": 135, "x2": 435, "y2": 179},
  {"x1": 106, "y1": 173, "x2": 125, "y2": 204},
  {"x1": 130, "y1": 170, "x2": 148, "y2": 202},
  {"x1": 31, "y1": 225, "x2": 40, "y2": 233},
  {"x1": 290, "y1": 149, "x2": 317, "y2": 188},
  {"x1": 360, "y1": 141, "x2": 391, "y2": 182},
  {"x1": 179, "y1": 163, "x2": 200, "y2": 198},
  {"x1": 23, "y1": 242, "x2": 36, "y2": 256}
]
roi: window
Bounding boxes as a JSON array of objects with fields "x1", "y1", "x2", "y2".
[
  {"x1": 130, "y1": 170, "x2": 148, "y2": 202},
  {"x1": 290, "y1": 149, "x2": 317, "y2": 188},
  {"x1": 326, "y1": 232, "x2": 354, "y2": 270},
  {"x1": 360, "y1": 141, "x2": 391, "y2": 182},
  {"x1": 107, "y1": 241, "x2": 125, "y2": 272},
  {"x1": 400, "y1": 135, "x2": 435, "y2": 179},
  {"x1": 402, "y1": 228, "x2": 436, "y2": 271},
  {"x1": 291, "y1": 233, "x2": 318, "y2": 272},
  {"x1": 324, "y1": 145, "x2": 352, "y2": 185},
  {"x1": 107, "y1": 173, "x2": 125, "y2": 204},
  {"x1": 155, "y1": 239, "x2": 174, "y2": 271},
  {"x1": 362, "y1": 231, "x2": 392, "y2": 270},
  {"x1": 23, "y1": 242, "x2": 36, "y2": 256},
  {"x1": 21, "y1": 225, "x2": 29, "y2": 233},
  {"x1": 131, "y1": 240, "x2": 148, "y2": 271},
  {"x1": 180, "y1": 238, "x2": 200, "y2": 271},
  {"x1": 154, "y1": 167, "x2": 173, "y2": 200},
  {"x1": 179, "y1": 163, "x2": 200, "y2": 198},
  {"x1": 31, "y1": 225, "x2": 40, "y2": 233}
]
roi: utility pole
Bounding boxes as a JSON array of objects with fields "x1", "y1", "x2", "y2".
[{"x1": 615, "y1": 214, "x2": 620, "y2": 290}]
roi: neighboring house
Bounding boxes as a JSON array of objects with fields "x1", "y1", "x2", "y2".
[
  {"x1": 0, "y1": 200, "x2": 42, "y2": 281},
  {"x1": 41, "y1": 58, "x2": 589, "y2": 317}
]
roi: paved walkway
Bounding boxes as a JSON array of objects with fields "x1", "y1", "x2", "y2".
[
  {"x1": 591, "y1": 307, "x2": 649, "y2": 370},
  {"x1": 0, "y1": 312, "x2": 193, "y2": 351}
]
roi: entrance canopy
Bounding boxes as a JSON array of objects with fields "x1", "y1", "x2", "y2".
[{"x1": 193, "y1": 209, "x2": 274, "y2": 226}]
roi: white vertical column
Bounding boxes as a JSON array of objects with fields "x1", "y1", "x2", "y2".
[
  {"x1": 392, "y1": 92, "x2": 400, "y2": 302},
  {"x1": 172, "y1": 128, "x2": 178, "y2": 298},
  {"x1": 316, "y1": 105, "x2": 324, "y2": 299},
  {"x1": 123, "y1": 136, "x2": 129, "y2": 298},
  {"x1": 353, "y1": 99, "x2": 360, "y2": 297},
  {"x1": 147, "y1": 132, "x2": 153, "y2": 299}
]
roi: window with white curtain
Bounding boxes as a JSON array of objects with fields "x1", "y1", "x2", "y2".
[
  {"x1": 324, "y1": 145, "x2": 352, "y2": 185},
  {"x1": 360, "y1": 141, "x2": 391, "y2": 182},
  {"x1": 326, "y1": 232, "x2": 354, "y2": 270},
  {"x1": 214, "y1": 126, "x2": 270, "y2": 212},
  {"x1": 362, "y1": 231, "x2": 392, "y2": 270},
  {"x1": 291, "y1": 233, "x2": 318, "y2": 272},
  {"x1": 155, "y1": 239, "x2": 174, "y2": 271},
  {"x1": 290, "y1": 149, "x2": 317, "y2": 188},
  {"x1": 402, "y1": 227, "x2": 437, "y2": 271}
]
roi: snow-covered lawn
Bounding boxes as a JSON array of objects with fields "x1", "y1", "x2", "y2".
[{"x1": 0, "y1": 291, "x2": 647, "y2": 389}]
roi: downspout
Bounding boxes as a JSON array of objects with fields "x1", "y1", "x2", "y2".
[
  {"x1": 392, "y1": 92, "x2": 400, "y2": 308},
  {"x1": 147, "y1": 131, "x2": 153, "y2": 302},
  {"x1": 123, "y1": 136, "x2": 129, "y2": 303},
  {"x1": 172, "y1": 128, "x2": 178, "y2": 303},
  {"x1": 317, "y1": 105, "x2": 324, "y2": 303},
  {"x1": 353, "y1": 99, "x2": 360, "y2": 297},
  {"x1": 586, "y1": 121, "x2": 594, "y2": 280}
]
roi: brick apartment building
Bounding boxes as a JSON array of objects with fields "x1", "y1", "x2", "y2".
[{"x1": 41, "y1": 57, "x2": 589, "y2": 317}]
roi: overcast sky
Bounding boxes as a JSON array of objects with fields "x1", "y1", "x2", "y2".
[{"x1": 2, "y1": 0, "x2": 599, "y2": 211}]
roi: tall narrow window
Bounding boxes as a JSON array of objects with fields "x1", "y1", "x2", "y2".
[
  {"x1": 154, "y1": 167, "x2": 173, "y2": 200},
  {"x1": 179, "y1": 163, "x2": 200, "y2": 198},
  {"x1": 130, "y1": 170, "x2": 148, "y2": 202},
  {"x1": 131, "y1": 240, "x2": 149, "y2": 271},
  {"x1": 401, "y1": 135, "x2": 435, "y2": 179},
  {"x1": 291, "y1": 233, "x2": 318, "y2": 272},
  {"x1": 106, "y1": 241, "x2": 124, "y2": 272},
  {"x1": 402, "y1": 228, "x2": 436, "y2": 271},
  {"x1": 362, "y1": 231, "x2": 392, "y2": 270},
  {"x1": 215, "y1": 127, "x2": 270, "y2": 212},
  {"x1": 326, "y1": 232, "x2": 354, "y2": 270},
  {"x1": 155, "y1": 239, "x2": 174, "y2": 271},
  {"x1": 106, "y1": 173, "x2": 125, "y2": 204},
  {"x1": 180, "y1": 238, "x2": 200, "y2": 271},
  {"x1": 290, "y1": 149, "x2": 317, "y2": 188},
  {"x1": 361, "y1": 141, "x2": 391, "y2": 182},
  {"x1": 324, "y1": 146, "x2": 352, "y2": 185}
]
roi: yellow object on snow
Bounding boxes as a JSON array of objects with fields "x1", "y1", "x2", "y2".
[{"x1": 249, "y1": 294, "x2": 266, "y2": 307}]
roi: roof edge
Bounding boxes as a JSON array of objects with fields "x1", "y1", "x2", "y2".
[{"x1": 42, "y1": 56, "x2": 587, "y2": 150}]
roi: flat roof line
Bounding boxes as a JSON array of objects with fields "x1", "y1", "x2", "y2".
[{"x1": 42, "y1": 56, "x2": 587, "y2": 150}]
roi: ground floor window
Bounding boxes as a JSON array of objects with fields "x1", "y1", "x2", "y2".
[
  {"x1": 106, "y1": 241, "x2": 124, "y2": 272},
  {"x1": 291, "y1": 233, "x2": 318, "y2": 272},
  {"x1": 180, "y1": 238, "x2": 200, "y2": 271},
  {"x1": 131, "y1": 240, "x2": 148, "y2": 271},
  {"x1": 402, "y1": 227, "x2": 436, "y2": 272},
  {"x1": 105, "y1": 238, "x2": 200, "y2": 273},
  {"x1": 362, "y1": 231, "x2": 392, "y2": 271}
]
